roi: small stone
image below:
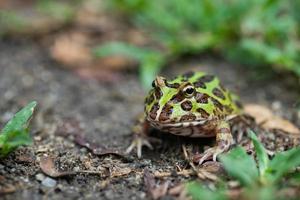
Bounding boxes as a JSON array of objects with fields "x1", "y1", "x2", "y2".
[
  {"x1": 35, "y1": 173, "x2": 45, "y2": 182},
  {"x1": 0, "y1": 164, "x2": 4, "y2": 170},
  {"x1": 73, "y1": 166, "x2": 80, "y2": 172},
  {"x1": 42, "y1": 177, "x2": 57, "y2": 187}
]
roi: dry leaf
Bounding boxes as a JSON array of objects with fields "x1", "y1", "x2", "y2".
[
  {"x1": 40, "y1": 155, "x2": 76, "y2": 177},
  {"x1": 95, "y1": 56, "x2": 137, "y2": 71},
  {"x1": 110, "y1": 166, "x2": 132, "y2": 178},
  {"x1": 244, "y1": 104, "x2": 300, "y2": 134},
  {"x1": 75, "y1": 67, "x2": 121, "y2": 82},
  {"x1": 40, "y1": 155, "x2": 106, "y2": 178},
  {"x1": 144, "y1": 169, "x2": 170, "y2": 200},
  {"x1": 51, "y1": 33, "x2": 92, "y2": 67},
  {"x1": 55, "y1": 118, "x2": 126, "y2": 157}
]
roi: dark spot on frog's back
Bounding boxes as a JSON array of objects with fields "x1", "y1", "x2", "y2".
[
  {"x1": 170, "y1": 92, "x2": 185, "y2": 103},
  {"x1": 183, "y1": 71, "x2": 195, "y2": 79},
  {"x1": 181, "y1": 100, "x2": 193, "y2": 111},
  {"x1": 224, "y1": 105, "x2": 233, "y2": 113},
  {"x1": 149, "y1": 103, "x2": 160, "y2": 120},
  {"x1": 196, "y1": 108, "x2": 210, "y2": 118},
  {"x1": 193, "y1": 80, "x2": 206, "y2": 89},
  {"x1": 212, "y1": 88, "x2": 226, "y2": 100},
  {"x1": 195, "y1": 92, "x2": 209, "y2": 104},
  {"x1": 159, "y1": 104, "x2": 173, "y2": 121},
  {"x1": 145, "y1": 94, "x2": 154, "y2": 105},
  {"x1": 199, "y1": 75, "x2": 215, "y2": 83},
  {"x1": 211, "y1": 97, "x2": 224, "y2": 111},
  {"x1": 165, "y1": 81, "x2": 180, "y2": 89},
  {"x1": 154, "y1": 88, "x2": 163, "y2": 99},
  {"x1": 180, "y1": 114, "x2": 196, "y2": 122},
  {"x1": 235, "y1": 100, "x2": 243, "y2": 109}
]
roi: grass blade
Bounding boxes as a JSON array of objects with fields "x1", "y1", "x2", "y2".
[
  {"x1": 0, "y1": 101, "x2": 37, "y2": 157},
  {"x1": 248, "y1": 130, "x2": 269, "y2": 176},
  {"x1": 219, "y1": 146, "x2": 258, "y2": 187},
  {"x1": 1, "y1": 101, "x2": 37, "y2": 136},
  {"x1": 0, "y1": 129, "x2": 32, "y2": 156},
  {"x1": 186, "y1": 182, "x2": 227, "y2": 200},
  {"x1": 267, "y1": 147, "x2": 300, "y2": 183},
  {"x1": 93, "y1": 42, "x2": 165, "y2": 89}
]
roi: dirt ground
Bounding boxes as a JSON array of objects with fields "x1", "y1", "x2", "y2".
[{"x1": 0, "y1": 39, "x2": 299, "y2": 200}]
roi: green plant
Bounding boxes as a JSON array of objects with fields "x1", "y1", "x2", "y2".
[
  {"x1": 101, "y1": 0, "x2": 300, "y2": 89},
  {"x1": 0, "y1": 101, "x2": 37, "y2": 157},
  {"x1": 93, "y1": 42, "x2": 165, "y2": 89},
  {"x1": 0, "y1": 0, "x2": 80, "y2": 36},
  {"x1": 186, "y1": 181, "x2": 227, "y2": 200},
  {"x1": 36, "y1": 0, "x2": 78, "y2": 21},
  {"x1": 186, "y1": 131, "x2": 300, "y2": 200}
]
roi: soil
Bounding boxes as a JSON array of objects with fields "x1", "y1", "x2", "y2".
[{"x1": 0, "y1": 39, "x2": 299, "y2": 200}]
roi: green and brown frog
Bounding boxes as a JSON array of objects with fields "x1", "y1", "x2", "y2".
[{"x1": 126, "y1": 71, "x2": 243, "y2": 164}]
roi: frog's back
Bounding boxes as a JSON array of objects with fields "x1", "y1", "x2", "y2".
[
  {"x1": 168, "y1": 72, "x2": 241, "y2": 118},
  {"x1": 144, "y1": 71, "x2": 242, "y2": 137}
]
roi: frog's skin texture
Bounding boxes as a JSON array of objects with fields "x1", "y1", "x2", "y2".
[{"x1": 126, "y1": 71, "x2": 242, "y2": 164}]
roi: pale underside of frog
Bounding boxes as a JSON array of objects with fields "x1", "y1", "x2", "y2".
[{"x1": 126, "y1": 71, "x2": 243, "y2": 164}]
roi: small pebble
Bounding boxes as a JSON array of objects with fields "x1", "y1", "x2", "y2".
[
  {"x1": 42, "y1": 177, "x2": 57, "y2": 187},
  {"x1": 73, "y1": 166, "x2": 80, "y2": 172},
  {"x1": 35, "y1": 173, "x2": 45, "y2": 182}
]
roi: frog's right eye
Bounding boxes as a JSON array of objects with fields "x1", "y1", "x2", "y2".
[
  {"x1": 183, "y1": 85, "x2": 195, "y2": 98},
  {"x1": 152, "y1": 80, "x2": 156, "y2": 88}
]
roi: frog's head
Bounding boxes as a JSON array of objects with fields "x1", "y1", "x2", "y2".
[{"x1": 144, "y1": 73, "x2": 214, "y2": 126}]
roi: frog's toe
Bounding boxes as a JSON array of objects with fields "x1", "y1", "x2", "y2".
[
  {"x1": 125, "y1": 136, "x2": 153, "y2": 158},
  {"x1": 198, "y1": 147, "x2": 225, "y2": 165},
  {"x1": 198, "y1": 148, "x2": 214, "y2": 165}
]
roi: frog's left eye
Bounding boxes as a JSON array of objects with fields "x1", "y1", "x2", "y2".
[
  {"x1": 152, "y1": 80, "x2": 156, "y2": 88},
  {"x1": 183, "y1": 86, "x2": 195, "y2": 97}
]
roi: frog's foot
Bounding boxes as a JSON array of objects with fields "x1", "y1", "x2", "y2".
[
  {"x1": 125, "y1": 134, "x2": 153, "y2": 158},
  {"x1": 230, "y1": 114, "x2": 256, "y2": 143},
  {"x1": 198, "y1": 120, "x2": 233, "y2": 164},
  {"x1": 197, "y1": 146, "x2": 226, "y2": 165}
]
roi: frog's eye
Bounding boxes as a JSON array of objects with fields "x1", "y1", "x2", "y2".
[
  {"x1": 152, "y1": 80, "x2": 156, "y2": 88},
  {"x1": 183, "y1": 85, "x2": 195, "y2": 97}
]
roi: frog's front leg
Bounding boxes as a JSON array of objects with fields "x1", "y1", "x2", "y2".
[
  {"x1": 126, "y1": 116, "x2": 154, "y2": 158},
  {"x1": 198, "y1": 120, "x2": 233, "y2": 164}
]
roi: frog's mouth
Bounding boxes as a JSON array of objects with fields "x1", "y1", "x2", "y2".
[{"x1": 146, "y1": 117, "x2": 208, "y2": 128}]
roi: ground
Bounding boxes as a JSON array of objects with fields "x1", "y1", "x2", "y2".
[{"x1": 0, "y1": 39, "x2": 299, "y2": 200}]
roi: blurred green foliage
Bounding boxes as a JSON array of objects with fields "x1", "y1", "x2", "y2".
[
  {"x1": 101, "y1": 0, "x2": 300, "y2": 88},
  {"x1": 0, "y1": 101, "x2": 37, "y2": 157},
  {"x1": 36, "y1": 0, "x2": 76, "y2": 21},
  {"x1": 93, "y1": 42, "x2": 165, "y2": 89},
  {"x1": 0, "y1": 0, "x2": 79, "y2": 36},
  {"x1": 186, "y1": 131, "x2": 300, "y2": 200}
]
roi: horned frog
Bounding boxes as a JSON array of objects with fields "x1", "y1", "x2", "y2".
[{"x1": 126, "y1": 71, "x2": 242, "y2": 164}]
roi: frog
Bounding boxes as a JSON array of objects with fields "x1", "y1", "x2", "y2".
[{"x1": 126, "y1": 71, "x2": 242, "y2": 164}]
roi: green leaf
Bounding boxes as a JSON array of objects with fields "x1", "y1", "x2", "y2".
[
  {"x1": 0, "y1": 101, "x2": 37, "y2": 157},
  {"x1": 267, "y1": 147, "x2": 300, "y2": 183},
  {"x1": 36, "y1": 0, "x2": 76, "y2": 21},
  {"x1": 186, "y1": 182, "x2": 227, "y2": 200},
  {"x1": 244, "y1": 186, "x2": 275, "y2": 200},
  {"x1": 93, "y1": 42, "x2": 164, "y2": 89},
  {"x1": 1, "y1": 101, "x2": 37, "y2": 136},
  {"x1": 287, "y1": 172, "x2": 300, "y2": 186},
  {"x1": 0, "y1": 129, "x2": 32, "y2": 157},
  {"x1": 106, "y1": 0, "x2": 300, "y2": 81},
  {"x1": 139, "y1": 54, "x2": 164, "y2": 90},
  {"x1": 248, "y1": 131, "x2": 269, "y2": 177},
  {"x1": 93, "y1": 42, "x2": 157, "y2": 61},
  {"x1": 219, "y1": 146, "x2": 259, "y2": 187}
]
